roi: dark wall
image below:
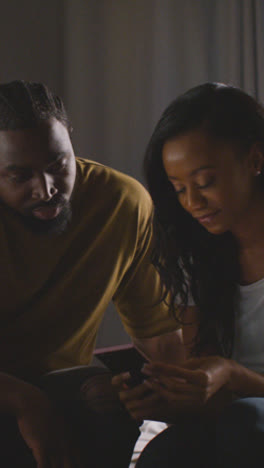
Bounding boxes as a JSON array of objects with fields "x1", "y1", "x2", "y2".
[
  {"x1": 0, "y1": 0, "x2": 130, "y2": 347},
  {"x1": 0, "y1": 0, "x2": 64, "y2": 94}
]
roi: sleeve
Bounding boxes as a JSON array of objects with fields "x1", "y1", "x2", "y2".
[{"x1": 113, "y1": 187, "x2": 180, "y2": 339}]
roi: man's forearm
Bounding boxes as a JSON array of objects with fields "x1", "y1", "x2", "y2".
[{"x1": 0, "y1": 372, "x2": 43, "y2": 416}]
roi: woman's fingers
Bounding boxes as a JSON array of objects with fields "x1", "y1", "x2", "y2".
[
  {"x1": 143, "y1": 362, "x2": 208, "y2": 386},
  {"x1": 144, "y1": 379, "x2": 207, "y2": 405},
  {"x1": 145, "y1": 376, "x2": 202, "y2": 396},
  {"x1": 123, "y1": 390, "x2": 162, "y2": 422},
  {"x1": 112, "y1": 372, "x2": 131, "y2": 390},
  {"x1": 119, "y1": 380, "x2": 152, "y2": 402},
  {"x1": 143, "y1": 361, "x2": 195, "y2": 378},
  {"x1": 125, "y1": 390, "x2": 160, "y2": 410},
  {"x1": 153, "y1": 375, "x2": 203, "y2": 393}
]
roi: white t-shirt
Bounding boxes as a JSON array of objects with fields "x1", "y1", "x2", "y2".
[
  {"x1": 232, "y1": 278, "x2": 264, "y2": 373},
  {"x1": 178, "y1": 269, "x2": 264, "y2": 373}
]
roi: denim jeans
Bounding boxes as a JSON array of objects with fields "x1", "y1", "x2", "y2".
[
  {"x1": 136, "y1": 397, "x2": 264, "y2": 468},
  {"x1": 0, "y1": 366, "x2": 139, "y2": 468}
]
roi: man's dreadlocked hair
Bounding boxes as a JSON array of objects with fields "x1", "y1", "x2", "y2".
[{"x1": 0, "y1": 80, "x2": 71, "y2": 131}]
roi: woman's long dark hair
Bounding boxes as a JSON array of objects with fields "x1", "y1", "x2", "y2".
[{"x1": 144, "y1": 83, "x2": 264, "y2": 357}]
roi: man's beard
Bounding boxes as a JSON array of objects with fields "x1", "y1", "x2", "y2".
[{"x1": 21, "y1": 197, "x2": 72, "y2": 236}]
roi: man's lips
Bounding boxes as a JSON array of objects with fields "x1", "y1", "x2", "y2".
[
  {"x1": 194, "y1": 210, "x2": 221, "y2": 224},
  {"x1": 32, "y1": 204, "x2": 62, "y2": 220},
  {"x1": 25, "y1": 195, "x2": 67, "y2": 220}
]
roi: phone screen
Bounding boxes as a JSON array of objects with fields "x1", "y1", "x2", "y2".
[{"x1": 93, "y1": 344, "x2": 148, "y2": 386}]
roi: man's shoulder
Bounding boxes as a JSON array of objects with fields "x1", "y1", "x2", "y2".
[{"x1": 76, "y1": 157, "x2": 152, "y2": 208}]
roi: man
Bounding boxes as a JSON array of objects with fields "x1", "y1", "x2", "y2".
[{"x1": 0, "y1": 80, "x2": 182, "y2": 467}]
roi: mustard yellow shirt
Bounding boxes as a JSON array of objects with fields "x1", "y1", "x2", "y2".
[{"x1": 0, "y1": 158, "x2": 178, "y2": 378}]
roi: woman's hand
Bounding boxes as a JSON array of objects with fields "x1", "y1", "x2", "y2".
[
  {"x1": 142, "y1": 356, "x2": 233, "y2": 411},
  {"x1": 112, "y1": 357, "x2": 234, "y2": 423},
  {"x1": 112, "y1": 372, "x2": 166, "y2": 422}
]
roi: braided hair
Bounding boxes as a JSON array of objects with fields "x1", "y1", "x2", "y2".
[{"x1": 0, "y1": 80, "x2": 71, "y2": 131}]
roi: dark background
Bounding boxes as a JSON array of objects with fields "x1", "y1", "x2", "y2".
[{"x1": 1, "y1": 0, "x2": 263, "y2": 346}]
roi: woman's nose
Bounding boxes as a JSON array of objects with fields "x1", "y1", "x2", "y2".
[{"x1": 183, "y1": 186, "x2": 207, "y2": 212}]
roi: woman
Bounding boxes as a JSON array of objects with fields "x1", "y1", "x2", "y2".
[{"x1": 114, "y1": 83, "x2": 264, "y2": 467}]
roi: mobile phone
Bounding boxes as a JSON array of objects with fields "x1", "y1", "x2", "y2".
[
  {"x1": 93, "y1": 343, "x2": 148, "y2": 387},
  {"x1": 127, "y1": 368, "x2": 146, "y2": 387}
]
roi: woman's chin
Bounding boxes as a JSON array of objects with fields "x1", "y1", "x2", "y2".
[{"x1": 203, "y1": 224, "x2": 229, "y2": 235}]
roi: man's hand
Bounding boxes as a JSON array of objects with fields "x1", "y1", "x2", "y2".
[{"x1": 16, "y1": 386, "x2": 83, "y2": 468}]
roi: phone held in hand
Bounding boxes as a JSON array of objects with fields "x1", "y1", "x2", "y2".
[{"x1": 93, "y1": 343, "x2": 148, "y2": 387}]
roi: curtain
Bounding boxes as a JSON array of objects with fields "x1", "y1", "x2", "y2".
[
  {"x1": 64, "y1": 0, "x2": 264, "y2": 182},
  {"x1": 62, "y1": 0, "x2": 264, "y2": 346}
]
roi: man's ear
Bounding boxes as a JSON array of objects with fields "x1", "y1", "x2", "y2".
[{"x1": 248, "y1": 142, "x2": 264, "y2": 175}]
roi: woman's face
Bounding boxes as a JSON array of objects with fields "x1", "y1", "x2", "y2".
[{"x1": 162, "y1": 129, "x2": 261, "y2": 235}]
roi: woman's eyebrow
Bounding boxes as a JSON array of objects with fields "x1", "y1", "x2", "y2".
[{"x1": 168, "y1": 165, "x2": 215, "y2": 180}]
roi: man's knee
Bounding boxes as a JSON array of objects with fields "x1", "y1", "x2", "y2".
[
  {"x1": 40, "y1": 366, "x2": 140, "y2": 468},
  {"x1": 0, "y1": 414, "x2": 35, "y2": 466}
]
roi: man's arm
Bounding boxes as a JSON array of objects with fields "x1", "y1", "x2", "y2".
[
  {"x1": 0, "y1": 371, "x2": 81, "y2": 467},
  {"x1": 0, "y1": 371, "x2": 46, "y2": 414}
]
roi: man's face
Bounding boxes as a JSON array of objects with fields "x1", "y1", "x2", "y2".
[{"x1": 0, "y1": 118, "x2": 76, "y2": 234}]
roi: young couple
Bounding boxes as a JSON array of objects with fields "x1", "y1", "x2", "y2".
[{"x1": 0, "y1": 80, "x2": 263, "y2": 467}]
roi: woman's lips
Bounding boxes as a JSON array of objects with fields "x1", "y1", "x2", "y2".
[{"x1": 196, "y1": 210, "x2": 221, "y2": 224}]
